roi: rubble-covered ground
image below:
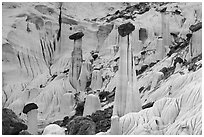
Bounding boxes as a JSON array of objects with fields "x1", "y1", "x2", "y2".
[{"x1": 2, "y1": 2, "x2": 202, "y2": 135}]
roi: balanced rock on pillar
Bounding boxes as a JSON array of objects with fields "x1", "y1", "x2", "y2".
[
  {"x1": 22, "y1": 103, "x2": 38, "y2": 135},
  {"x1": 113, "y1": 22, "x2": 141, "y2": 116},
  {"x1": 111, "y1": 21, "x2": 138, "y2": 133},
  {"x1": 68, "y1": 32, "x2": 84, "y2": 91}
]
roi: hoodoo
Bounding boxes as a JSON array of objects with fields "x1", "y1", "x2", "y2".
[
  {"x1": 23, "y1": 103, "x2": 38, "y2": 135},
  {"x1": 111, "y1": 22, "x2": 142, "y2": 134},
  {"x1": 69, "y1": 32, "x2": 84, "y2": 92}
]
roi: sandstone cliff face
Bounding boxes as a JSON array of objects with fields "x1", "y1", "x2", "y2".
[{"x1": 2, "y1": 2, "x2": 202, "y2": 135}]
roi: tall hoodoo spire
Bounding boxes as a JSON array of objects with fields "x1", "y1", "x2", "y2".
[
  {"x1": 68, "y1": 32, "x2": 84, "y2": 92},
  {"x1": 111, "y1": 22, "x2": 142, "y2": 135}
]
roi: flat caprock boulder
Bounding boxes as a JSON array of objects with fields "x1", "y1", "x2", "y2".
[
  {"x1": 118, "y1": 22, "x2": 135, "y2": 37},
  {"x1": 69, "y1": 32, "x2": 84, "y2": 40}
]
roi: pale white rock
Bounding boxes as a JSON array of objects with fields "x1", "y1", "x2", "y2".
[
  {"x1": 83, "y1": 94, "x2": 101, "y2": 116},
  {"x1": 50, "y1": 53, "x2": 71, "y2": 75},
  {"x1": 63, "y1": 76, "x2": 76, "y2": 94},
  {"x1": 161, "y1": 13, "x2": 171, "y2": 51},
  {"x1": 103, "y1": 25, "x2": 119, "y2": 49},
  {"x1": 33, "y1": 78, "x2": 67, "y2": 120},
  {"x1": 104, "y1": 71, "x2": 118, "y2": 92},
  {"x1": 156, "y1": 38, "x2": 164, "y2": 61},
  {"x1": 191, "y1": 29, "x2": 202, "y2": 58},
  {"x1": 3, "y1": 82, "x2": 28, "y2": 108},
  {"x1": 42, "y1": 124, "x2": 66, "y2": 135},
  {"x1": 23, "y1": 88, "x2": 41, "y2": 104},
  {"x1": 101, "y1": 68, "x2": 115, "y2": 91},
  {"x1": 27, "y1": 109, "x2": 38, "y2": 135},
  {"x1": 113, "y1": 28, "x2": 142, "y2": 118},
  {"x1": 8, "y1": 98, "x2": 24, "y2": 116},
  {"x1": 174, "y1": 62, "x2": 182, "y2": 73},
  {"x1": 110, "y1": 115, "x2": 120, "y2": 135},
  {"x1": 90, "y1": 69, "x2": 103, "y2": 91},
  {"x1": 60, "y1": 93, "x2": 75, "y2": 116},
  {"x1": 106, "y1": 66, "x2": 202, "y2": 135},
  {"x1": 131, "y1": 26, "x2": 140, "y2": 54},
  {"x1": 150, "y1": 71, "x2": 164, "y2": 90},
  {"x1": 25, "y1": 72, "x2": 51, "y2": 90},
  {"x1": 78, "y1": 62, "x2": 92, "y2": 92},
  {"x1": 113, "y1": 35, "x2": 129, "y2": 117},
  {"x1": 96, "y1": 23, "x2": 114, "y2": 52},
  {"x1": 69, "y1": 37, "x2": 83, "y2": 92}
]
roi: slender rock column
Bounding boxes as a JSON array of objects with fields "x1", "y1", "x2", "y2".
[
  {"x1": 161, "y1": 12, "x2": 170, "y2": 59},
  {"x1": 125, "y1": 34, "x2": 142, "y2": 114},
  {"x1": 156, "y1": 37, "x2": 164, "y2": 60},
  {"x1": 111, "y1": 22, "x2": 142, "y2": 135},
  {"x1": 90, "y1": 69, "x2": 103, "y2": 91},
  {"x1": 191, "y1": 28, "x2": 202, "y2": 58},
  {"x1": 68, "y1": 32, "x2": 84, "y2": 92},
  {"x1": 110, "y1": 115, "x2": 120, "y2": 135}
]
